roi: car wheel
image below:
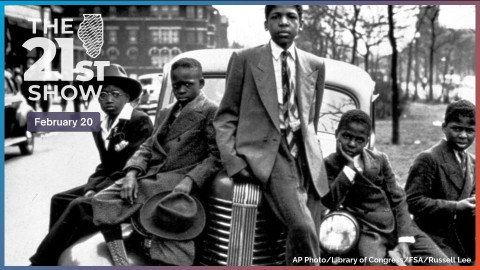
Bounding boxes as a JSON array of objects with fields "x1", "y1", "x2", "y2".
[{"x1": 19, "y1": 131, "x2": 34, "y2": 155}]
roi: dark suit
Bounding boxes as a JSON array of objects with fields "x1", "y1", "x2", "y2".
[
  {"x1": 30, "y1": 109, "x2": 153, "y2": 266},
  {"x1": 92, "y1": 93, "x2": 222, "y2": 226},
  {"x1": 323, "y1": 149, "x2": 450, "y2": 265},
  {"x1": 405, "y1": 140, "x2": 475, "y2": 261},
  {"x1": 213, "y1": 43, "x2": 328, "y2": 265}
]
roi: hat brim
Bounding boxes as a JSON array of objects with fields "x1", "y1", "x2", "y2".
[
  {"x1": 88, "y1": 76, "x2": 142, "y2": 101},
  {"x1": 139, "y1": 191, "x2": 206, "y2": 241}
]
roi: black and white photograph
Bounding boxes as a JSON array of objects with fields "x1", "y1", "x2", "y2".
[{"x1": 4, "y1": 4, "x2": 476, "y2": 266}]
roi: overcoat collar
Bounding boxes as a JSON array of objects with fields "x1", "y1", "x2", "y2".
[
  {"x1": 155, "y1": 92, "x2": 208, "y2": 146},
  {"x1": 439, "y1": 140, "x2": 474, "y2": 197},
  {"x1": 332, "y1": 149, "x2": 381, "y2": 187}
]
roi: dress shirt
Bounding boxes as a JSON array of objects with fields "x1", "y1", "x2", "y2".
[{"x1": 100, "y1": 103, "x2": 134, "y2": 148}]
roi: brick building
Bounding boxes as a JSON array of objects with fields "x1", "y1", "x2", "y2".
[{"x1": 62, "y1": 5, "x2": 229, "y2": 77}]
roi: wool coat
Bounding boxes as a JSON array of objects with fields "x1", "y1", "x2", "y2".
[
  {"x1": 93, "y1": 93, "x2": 222, "y2": 225},
  {"x1": 85, "y1": 109, "x2": 154, "y2": 193},
  {"x1": 405, "y1": 140, "x2": 475, "y2": 258},
  {"x1": 322, "y1": 149, "x2": 415, "y2": 238}
]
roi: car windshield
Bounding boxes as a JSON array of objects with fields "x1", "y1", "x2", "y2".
[{"x1": 166, "y1": 76, "x2": 357, "y2": 134}]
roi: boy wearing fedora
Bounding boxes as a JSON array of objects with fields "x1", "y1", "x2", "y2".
[
  {"x1": 30, "y1": 64, "x2": 153, "y2": 266},
  {"x1": 92, "y1": 58, "x2": 221, "y2": 266}
]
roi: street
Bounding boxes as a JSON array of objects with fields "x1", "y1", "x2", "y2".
[
  {"x1": 4, "y1": 100, "x2": 155, "y2": 266},
  {"x1": 5, "y1": 131, "x2": 99, "y2": 266}
]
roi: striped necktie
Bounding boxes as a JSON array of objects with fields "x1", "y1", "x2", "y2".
[{"x1": 281, "y1": 51, "x2": 298, "y2": 158}]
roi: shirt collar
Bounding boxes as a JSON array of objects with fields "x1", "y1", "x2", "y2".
[
  {"x1": 444, "y1": 139, "x2": 467, "y2": 164},
  {"x1": 453, "y1": 149, "x2": 466, "y2": 164},
  {"x1": 101, "y1": 103, "x2": 134, "y2": 131},
  {"x1": 353, "y1": 154, "x2": 364, "y2": 171},
  {"x1": 270, "y1": 40, "x2": 296, "y2": 61}
]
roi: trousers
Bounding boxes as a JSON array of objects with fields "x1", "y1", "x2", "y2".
[
  {"x1": 262, "y1": 132, "x2": 323, "y2": 266},
  {"x1": 30, "y1": 185, "x2": 97, "y2": 265}
]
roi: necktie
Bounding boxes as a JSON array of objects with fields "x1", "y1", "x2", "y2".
[
  {"x1": 281, "y1": 51, "x2": 298, "y2": 157},
  {"x1": 459, "y1": 151, "x2": 467, "y2": 178}
]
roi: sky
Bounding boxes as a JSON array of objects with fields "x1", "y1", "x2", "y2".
[{"x1": 213, "y1": 5, "x2": 476, "y2": 49}]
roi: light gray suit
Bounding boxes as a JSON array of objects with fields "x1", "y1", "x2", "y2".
[{"x1": 214, "y1": 43, "x2": 328, "y2": 265}]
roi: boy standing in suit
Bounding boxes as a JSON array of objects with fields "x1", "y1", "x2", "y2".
[
  {"x1": 322, "y1": 110, "x2": 450, "y2": 265},
  {"x1": 30, "y1": 64, "x2": 153, "y2": 265},
  {"x1": 405, "y1": 99, "x2": 475, "y2": 264},
  {"x1": 214, "y1": 5, "x2": 328, "y2": 265}
]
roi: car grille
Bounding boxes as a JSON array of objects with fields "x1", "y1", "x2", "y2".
[{"x1": 198, "y1": 182, "x2": 286, "y2": 266}]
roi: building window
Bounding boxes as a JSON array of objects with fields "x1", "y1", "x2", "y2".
[
  {"x1": 128, "y1": 6, "x2": 138, "y2": 16},
  {"x1": 126, "y1": 47, "x2": 138, "y2": 60},
  {"x1": 149, "y1": 47, "x2": 161, "y2": 67},
  {"x1": 160, "y1": 48, "x2": 170, "y2": 67},
  {"x1": 108, "y1": 6, "x2": 117, "y2": 17},
  {"x1": 150, "y1": 28, "x2": 179, "y2": 44},
  {"x1": 128, "y1": 29, "x2": 138, "y2": 44},
  {"x1": 171, "y1": 47, "x2": 181, "y2": 57},
  {"x1": 186, "y1": 31, "x2": 195, "y2": 43},
  {"x1": 106, "y1": 47, "x2": 120, "y2": 60},
  {"x1": 150, "y1": 6, "x2": 159, "y2": 16},
  {"x1": 161, "y1": 30, "x2": 169, "y2": 43},
  {"x1": 171, "y1": 30, "x2": 179, "y2": 43},
  {"x1": 197, "y1": 31, "x2": 204, "y2": 44},
  {"x1": 171, "y1": 6, "x2": 179, "y2": 17},
  {"x1": 186, "y1": 6, "x2": 195, "y2": 19},
  {"x1": 197, "y1": 7, "x2": 204, "y2": 19},
  {"x1": 208, "y1": 35, "x2": 215, "y2": 46},
  {"x1": 108, "y1": 30, "x2": 118, "y2": 44},
  {"x1": 150, "y1": 30, "x2": 160, "y2": 44}
]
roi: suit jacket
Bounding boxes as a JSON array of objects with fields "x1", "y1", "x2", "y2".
[
  {"x1": 322, "y1": 149, "x2": 414, "y2": 237},
  {"x1": 84, "y1": 109, "x2": 153, "y2": 193},
  {"x1": 213, "y1": 43, "x2": 329, "y2": 197},
  {"x1": 92, "y1": 93, "x2": 222, "y2": 226},
  {"x1": 125, "y1": 92, "x2": 222, "y2": 196},
  {"x1": 405, "y1": 140, "x2": 475, "y2": 236}
]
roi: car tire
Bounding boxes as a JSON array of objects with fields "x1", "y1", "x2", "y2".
[{"x1": 19, "y1": 131, "x2": 34, "y2": 155}]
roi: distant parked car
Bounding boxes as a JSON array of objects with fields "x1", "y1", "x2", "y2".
[
  {"x1": 137, "y1": 73, "x2": 163, "y2": 115},
  {"x1": 5, "y1": 70, "x2": 35, "y2": 155}
]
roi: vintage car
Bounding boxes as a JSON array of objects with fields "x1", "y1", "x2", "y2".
[
  {"x1": 58, "y1": 49, "x2": 376, "y2": 266},
  {"x1": 137, "y1": 73, "x2": 163, "y2": 115},
  {"x1": 5, "y1": 70, "x2": 35, "y2": 155}
]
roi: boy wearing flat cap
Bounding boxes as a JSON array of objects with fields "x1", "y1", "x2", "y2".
[
  {"x1": 92, "y1": 58, "x2": 222, "y2": 266},
  {"x1": 30, "y1": 64, "x2": 153, "y2": 266}
]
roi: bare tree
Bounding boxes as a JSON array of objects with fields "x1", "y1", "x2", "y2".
[
  {"x1": 405, "y1": 6, "x2": 424, "y2": 99},
  {"x1": 299, "y1": 6, "x2": 351, "y2": 60},
  {"x1": 425, "y1": 5, "x2": 440, "y2": 102},
  {"x1": 348, "y1": 6, "x2": 361, "y2": 64},
  {"x1": 388, "y1": 5, "x2": 400, "y2": 144},
  {"x1": 358, "y1": 6, "x2": 388, "y2": 73}
]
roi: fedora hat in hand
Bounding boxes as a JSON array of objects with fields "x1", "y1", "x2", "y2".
[
  {"x1": 139, "y1": 191, "x2": 206, "y2": 241},
  {"x1": 90, "y1": 63, "x2": 142, "y2": 101}
]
